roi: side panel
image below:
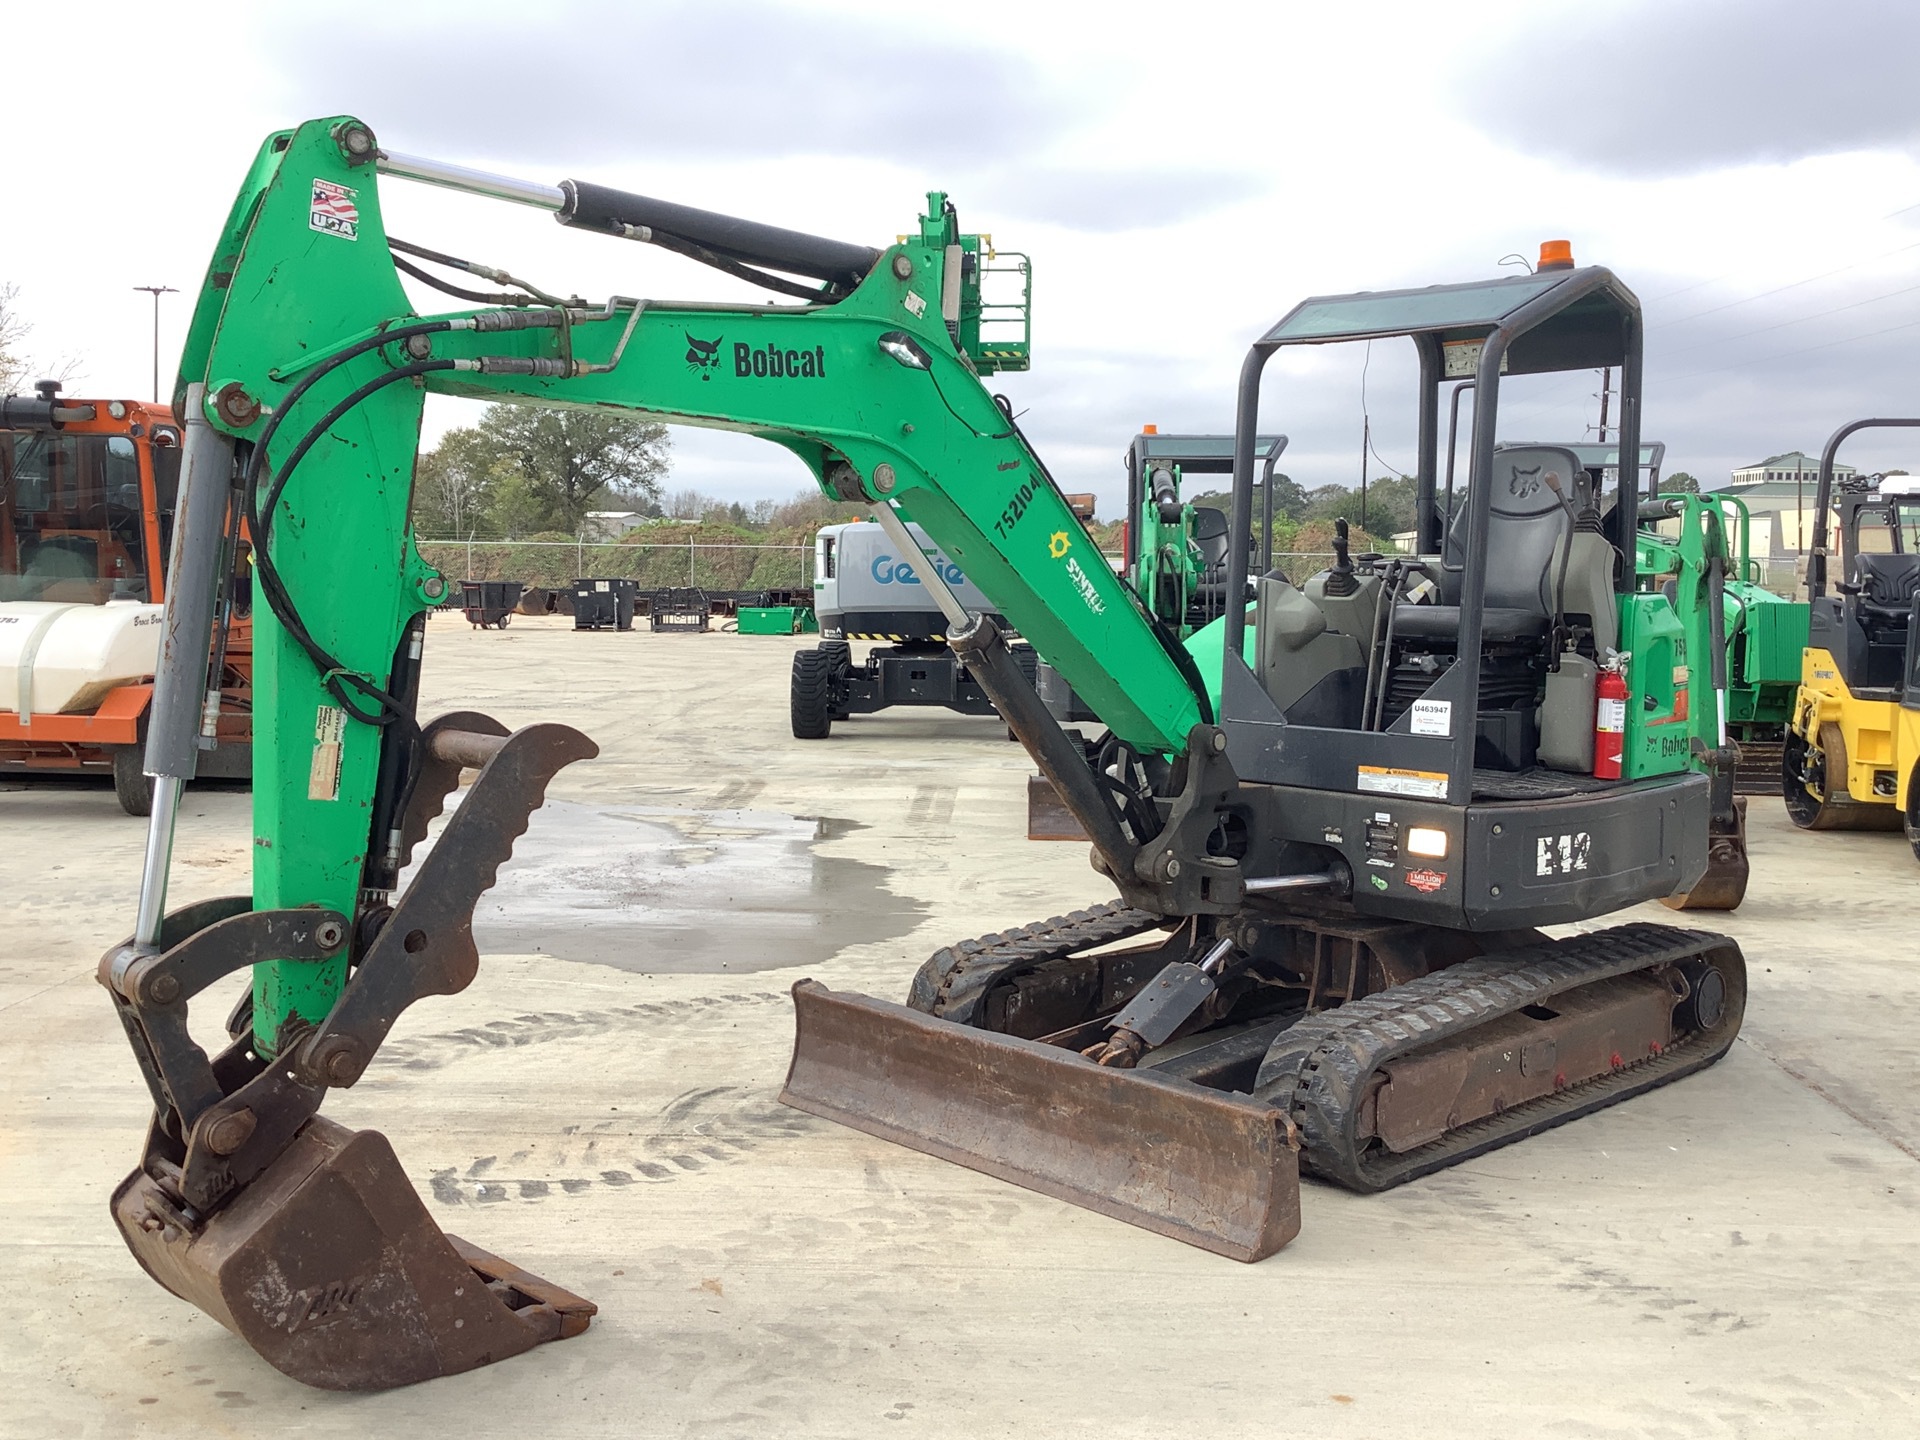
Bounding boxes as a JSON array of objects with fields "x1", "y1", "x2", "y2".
[{"x1": 1617, "y1": 595, "x2": 1692, "y2": 778}]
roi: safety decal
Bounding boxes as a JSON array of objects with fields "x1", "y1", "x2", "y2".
[
  {"x1": 904, "y1": 291, "x2": 928, "y2": 318},
  {"x1": 1405, "y1": 868, "x2": 1447, "y2": 893},
  {"x1": 310, "y1": 179, "x2": 359, "y2": 240},
  {"x1": 1357, "y1": 765, "x2": 1448, "y2": 801}
]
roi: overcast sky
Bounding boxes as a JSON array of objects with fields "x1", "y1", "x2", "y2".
[{"x1": 6, "y1": 0, "x2": 1920, "y2": 518}]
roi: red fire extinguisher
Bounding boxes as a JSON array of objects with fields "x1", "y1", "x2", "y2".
[{"x1": 1594, "y1": 650, "x2": 1629, "y2": 780}]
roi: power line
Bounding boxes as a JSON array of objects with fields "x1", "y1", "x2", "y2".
[
  {"x1": 1666, "y1": 312, "x2": 1920, "y2": 382},
  {"x1": 1654, "y1": 237, "x2": 1920, "y2": 330},
  {"x1": 1660, "y1": 278, "x2": 1920, "y2": 358}
]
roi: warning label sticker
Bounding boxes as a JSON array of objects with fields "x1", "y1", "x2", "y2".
[
  {"x1": 309, "y1": 705, "x2": 346, "y2": 802},
  {"x1": 310, "y1": 179, "x2": 359, "y2": 240},
  {"x1": 1442, "y1": 337, "x2": 1510, "y2": 379},
  {"x1": 1358, "y1": 765, "x2": 1449, "y2": 801},
  {"x1": 1410, "y1": 699, "x2": 1452, "y2": 737}
]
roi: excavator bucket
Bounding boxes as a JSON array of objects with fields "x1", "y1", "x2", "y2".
[
  {"x1": 1663, "y1": 797, "x2": 1750, "y2": 911},
  {"x1": 112, "y1": 1116, "x2": 594, "y2": 1391},
  {"x1": 781, "y1": 980, "x2": 1301, "y2": 1262}
]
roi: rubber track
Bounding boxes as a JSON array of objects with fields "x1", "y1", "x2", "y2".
[
  {"x1": 1252, "y1": 921, "x2": 1747, "y2": 1193},
  {"x1": 908, "y1": 901, "x2": 1168, "y2": 1026}
]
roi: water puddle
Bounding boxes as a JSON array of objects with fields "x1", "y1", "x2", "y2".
[{"x1": 409, "y1": 797, "x2": 925, "y2": 973}]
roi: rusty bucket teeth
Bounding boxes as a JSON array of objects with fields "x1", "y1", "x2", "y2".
[
  {"x1": 111, "y1": 1116, "x2": 593, "y2": 1391},
  {"x1": 780, "y1": 980, "x2": 1301, "y2": 1262}
]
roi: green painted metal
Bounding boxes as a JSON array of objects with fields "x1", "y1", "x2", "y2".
[
  {"x1": 737, "y1": 605, "x2": 815, "y2": 635},
  {"x1": 177, "y1": 116, "x2": 1203, "y2": 1051},
  {"x1": 1635, "y1": 492, "x2": 1808, "y2": 742},
  {"x1": 1133, "y1": 470, "x2": 1205, "y2": 636},
  {"x1": 1615, "y1": 593, "x2": 1693, "y2": 779}
]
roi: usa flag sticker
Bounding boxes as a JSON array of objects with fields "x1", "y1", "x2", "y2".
[{"x1": 310, "y1": 179, "x2": 359, "y2": 240}]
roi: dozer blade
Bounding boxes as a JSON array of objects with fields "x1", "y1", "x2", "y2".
[
  {"x1": 1026, "y1": 772, "x2": 1089, "y2": 841},
  {"x1": 781, "y1": 980, "x2": 1301, "y2": 1262},
  {"x1": 112, "y1": 1116, "x2": 594, "y2": 1391}
]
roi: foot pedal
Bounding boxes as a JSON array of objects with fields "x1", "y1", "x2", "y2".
[{"x1": 113, "y1": 1115, "x2": 594, "y2": 1390}]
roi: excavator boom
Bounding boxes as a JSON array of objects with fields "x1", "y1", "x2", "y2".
[{"x1": 106, "y1": 115, "x2": 1220, "y2": 1391}]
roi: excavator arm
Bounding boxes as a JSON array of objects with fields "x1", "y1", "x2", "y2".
[{"x1": 104, "y1": 114, "x2": 1213, "y2": 1390}]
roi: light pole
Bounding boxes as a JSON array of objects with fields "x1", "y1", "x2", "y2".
[{"x1": 132, "y1": 286, "x2": 178, "y2": 403}]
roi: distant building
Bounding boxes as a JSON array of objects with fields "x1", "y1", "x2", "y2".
[
  {"x1": 1727, "y1": 450, "x2": 1854, "y2": 489},
  {"x1": 1709, "y1": 450, "x2": 1864, "y2": 557}
]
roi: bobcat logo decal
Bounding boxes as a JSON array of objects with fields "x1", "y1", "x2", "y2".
[
  {"x1": 1507, "y1": 463, "x2": 1543, "y2": 499},
  {"x1": 685, "y1": 334, "x2": 723, "y2": 379}
]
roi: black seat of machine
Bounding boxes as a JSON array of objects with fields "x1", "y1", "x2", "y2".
[
  {"x1": 1849, "y1": 552, "x2": 1920, "y2": 619},
  {"x1": 1395, "y1": 444, "x2": 1576, "y2": 641}
]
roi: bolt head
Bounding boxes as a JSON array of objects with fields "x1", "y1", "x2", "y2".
[
  {"x1": 324, "y1": 1047, "x2": 365, "y2": 1087},
  {"x1": 336, "y1": 123, "x2": 376, "y2": 160},
  {"x1": 213, "y1": 383, "x2": 260, "y2": 428},
  {"x1": 873, "y1": 463, "x2": 897, "y2": 494},
  {"x1": 1210, "y1": 730, "x2": 1228, "y2": 753},
  {"x1": 1161, "y1": 855, "x2": 1181, "y2": 880},
  {"x1": 314, "y1": 919, "x2": 347, "y2": 951},
  {"x1": 147, "y1": 972, "x2": 181, "y2": 1006},
  {"x1": 422, "y1": 576, "x2": 447, "y2": 600},
  {"x1": 203, "y1": 1107, "x2": 257, "y2": 1156},
  {"x1": 892, "y1": 254, "x2": 914, "y2": 280}
]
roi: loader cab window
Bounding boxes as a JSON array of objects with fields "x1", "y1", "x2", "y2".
[{"x1": 0, "y1": 429, "x2": 154, "y2": 603}]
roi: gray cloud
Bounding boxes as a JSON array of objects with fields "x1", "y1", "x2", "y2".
[
  {"x1": 975, "y1": 166, "x2": 1265, "y2": 231},
  {"x1": 264, "y1": 2, "x2": 1067, "y2": 170},
  {"x1": 1450, "y1": 1, "x2": 1920, "y2": 176}
]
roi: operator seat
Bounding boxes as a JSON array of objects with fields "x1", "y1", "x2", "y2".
[
  {"x1": 1844, "y1": 551, "x2": 1920, "y2": 690},
  {"x1": 1396, "y1": 445, "x2": 1599, "y2": 646}
]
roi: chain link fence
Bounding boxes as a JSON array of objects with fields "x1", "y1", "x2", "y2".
[
  {"x1": 418, "y1": 539, "x2": 813, "y2": 592},
  {"x1": 417, "y1": 539, "x2": 1352, "y2": 596}
]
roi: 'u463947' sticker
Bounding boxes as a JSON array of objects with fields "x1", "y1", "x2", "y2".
[{"x1": 310, "y1": 179, "x2": 359, "y2": 239}]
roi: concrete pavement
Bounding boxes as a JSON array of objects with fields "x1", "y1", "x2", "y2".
[{"x1": 2, "y1": 615, "x2": 1914, "y2": 1438}]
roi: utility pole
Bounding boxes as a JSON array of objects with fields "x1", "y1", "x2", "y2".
[
  {"x1": 1359, "y1": 416, "x2": 1370, "y2": 530},
  {"x1": 132, "y1": 286, "x2": 178, "y2": 402},
  {"x1": 1593, "y1": 366, "x2": 1613, "y2": 444}
]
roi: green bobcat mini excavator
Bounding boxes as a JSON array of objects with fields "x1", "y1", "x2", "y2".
[{"x1": 106, "y1": 117, "x2": 1746, "y2": 1392}]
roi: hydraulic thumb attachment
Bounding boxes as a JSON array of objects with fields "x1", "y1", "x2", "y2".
[{"x1": 100, "y1": 717, "x2": 597, "y2": 1391}]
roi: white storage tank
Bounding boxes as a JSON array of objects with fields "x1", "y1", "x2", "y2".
[{"x1": 0, "y1": 600, "x2": 164, "y2": 717}]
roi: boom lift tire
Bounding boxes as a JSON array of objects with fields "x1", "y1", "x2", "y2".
[
  {"x1": 819, "y1": 639, "x2": 854, "y2": 720},
  {"x1": 791, "y1": 648, "x2": 835, "y2": 739}
]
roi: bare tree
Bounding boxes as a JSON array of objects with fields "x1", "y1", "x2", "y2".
[{"x1": 0, "y1": 284, "x2": 79, "y2": 395}]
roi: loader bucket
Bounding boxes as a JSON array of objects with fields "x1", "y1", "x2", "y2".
[
  {"x1": 781, "y1": 980, "x2": 1301, "y2": 1261},
  {"x1": 111, "y1": 1116, "x2": 593, "y2": 1391}
]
